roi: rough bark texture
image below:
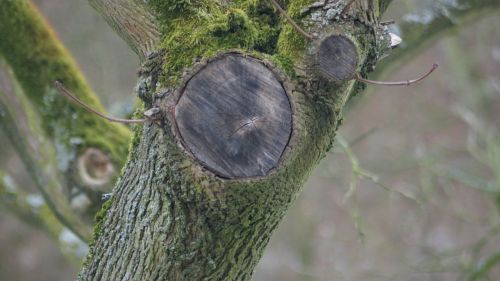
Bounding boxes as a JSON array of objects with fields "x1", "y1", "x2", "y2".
[
  {"x1": 1, "y1": 0, "x2": 498, "y2": 280},
  {"x1": 79, "y1": 0, "x2": 388, "y2": 280},
  {"x1": 372, "y1": 0, "x2": 500, "y2": 81},
  {"x1": 88, "y1": 0, "x2": 161, "y2": 60}
]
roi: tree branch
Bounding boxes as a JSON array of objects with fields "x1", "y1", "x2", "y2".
[
  {"x1": 0, "y1": 171, "x2": 87, "y2": 266},
  {"x1": 372, "y1": 0, "x2": 500, "y2": 81},
  {"x1": 0, "y1": 62, "x2": 92, "y2": 240},
  {"x1": 0, "y1": 1, "x2": 133, "y2": 239},
  {"x1": 467, "y1": 251, "x2": 500, "y2": 281},
  {"x1": 88, "y1": 0, "x2": 161, "y2": 60},
  {"x1": 0, "y1": 1, "x2": 131, "y2": 167},
  {"x1": 78, "y1": 0, "x2": 388, "y2": 279}
]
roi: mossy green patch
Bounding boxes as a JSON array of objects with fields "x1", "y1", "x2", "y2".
[
  {"x1": 149, "y1": 0, "x2": 198, "y2": 21},
  {"x1": 0, "y1": 1, "x2": 131, "y2": 167},
  {"x1": 149, "y1": 0, "x2": 320, "y2": 86},
  {"x1": 157, "y1": 7, "x2": 258, "y2": 83},
  {"x1": 160, "y1": 10, "x2": 262, "y2": 83},
  {"x1": 271, "y1": 53, "x2": 297, "y2": 77},
  {"x1": 274, "y1": 0, "x2": 316, "y2": 69}
]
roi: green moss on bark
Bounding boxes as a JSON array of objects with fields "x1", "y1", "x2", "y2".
[
  {"x1": 79, "y1": 0, "x2": 393, "y2": 279},
  {"x1": 148, "y1": 0, "x2": 322, "y2": 85},
  {"x1": 275, "y1": 0, "x2": 315, "y2": 64},
  {"x1": 0, "y1": 1, "x2": 130, "y2": 166}
]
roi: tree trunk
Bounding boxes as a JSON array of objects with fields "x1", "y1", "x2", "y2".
[
  {"x1": 1, "y1": 0, "x2": 498, "y2": 279},
  {"x1": 79, "y1": 0, "x2": 391, "y2": 280}
]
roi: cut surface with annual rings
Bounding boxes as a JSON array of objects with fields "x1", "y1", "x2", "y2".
[{"x1": 175, "y1": 54, "x2": 293, "y2": 179}]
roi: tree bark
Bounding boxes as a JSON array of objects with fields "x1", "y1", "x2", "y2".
[
  {"x1": 88, "y1": 0, "x2": 161, "y2": 60},
  {"x1": 372, "y1": 0, "x2": 500, "y2": 81},
  {"x1": 79, "y1": 0, "x2": 391, "y2": 279},
  {"x1": 1, "y1": 0, "x2": 499, "y2": 280}
]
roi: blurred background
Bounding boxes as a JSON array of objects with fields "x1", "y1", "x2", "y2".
[{"x1": 0, "y1": 0, "x2": 499, "y2": 280}]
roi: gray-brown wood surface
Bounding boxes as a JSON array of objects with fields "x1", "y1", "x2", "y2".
[
  {"x1": 319, "y1": 35, "x2": 358, "y2": 81},
  {"x1": 175, "y1": 54, "x2": 293, "y2": 179}
]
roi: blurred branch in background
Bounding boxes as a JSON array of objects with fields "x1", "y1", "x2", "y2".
[
  {"x1": 0, "y1": 1, "x2": 133, "y2": 241},
  {"x1": 467, "y1": 251, "x2": 500, "y2": 281},
  {"x1": 0, "y1": 61, "x2": 91, "y2": 241},
  {"x1": 337, "y1": 134, "x2": 422, "y2": 204},
  {"x1": 372, "y1": 0, "x2": 500, "y2": 82},
  {"x1": 335, "y1": 134, "x2": 422, "y2": 241},
  {"x1": 410, "y1": 224, "x2": 500, "y2": 280},
  {"x1": 0, "y1": 171, "x2": 86, "y2": 266}
]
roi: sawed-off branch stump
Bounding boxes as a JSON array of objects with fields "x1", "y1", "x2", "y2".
[
  {"x1": 173, "y1": 34, "x2": 360, "y2": 179},
  {"x1": 174, "y1": 53, "x2": 293, "y2": 179}
]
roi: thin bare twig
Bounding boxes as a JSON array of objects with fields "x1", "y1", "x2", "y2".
[
  {"x1": 54, "y1": 81, "x2": 146, "y2": 124},
  {"x1": 356, "y1": 63, "x2": 438, "y2": 86},
  {"x1": 269, "y1": 0, "x2": 313, "y2": 40}
]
